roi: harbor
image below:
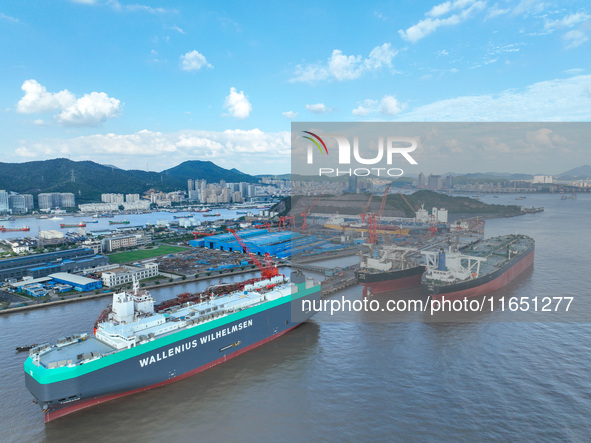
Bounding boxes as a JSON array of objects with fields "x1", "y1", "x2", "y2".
[{"x1": 1, "y1": 193, "x2": 590, "y2": 442}]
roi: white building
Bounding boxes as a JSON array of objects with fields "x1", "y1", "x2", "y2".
[
  {"x1": 101, "y1": 263, "x2": 159, "y2": 287},
  {"x1": 533, "y1": 175, "x2": 553, "y2": 184}
]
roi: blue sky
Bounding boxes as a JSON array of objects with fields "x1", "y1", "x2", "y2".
[{"x1": 1, "y1": 0, "x2": 590, "y2": 175}]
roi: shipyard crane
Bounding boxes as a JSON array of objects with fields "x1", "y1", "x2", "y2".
[
  {"x1": 191, "y1": 231, "x2": 215, "y2": 240},
  {"x1": 227, "y1": 229, "x2": 278, "y2": 279},
  {"x1": 397, "y1": 192, "x2": 417, "y2": 217},
  {"x1": 359, "y1": 193, "x2": 373, "y2": 223},
  {"x1": 377, "y1": 183, "x2": 392, "y2": 223},
  {"x1": 300, "y1": 195, "x2": 322, "y2": 229},
  {"x1": 278, "y1": 214, "x2": 295, "y2": 231}
]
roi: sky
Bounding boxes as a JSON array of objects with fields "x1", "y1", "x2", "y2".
[{"x1": 1, "y1": 0, "x2": 590, "y2": 176}]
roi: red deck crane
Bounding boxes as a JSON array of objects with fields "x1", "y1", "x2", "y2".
[{"x1": 227, "y1": 229, "x2": 279, "y2": 280}]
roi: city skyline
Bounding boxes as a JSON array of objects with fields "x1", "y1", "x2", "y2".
[{"x1": 1, "y1": 1, "x2": 590, "y2": 175}]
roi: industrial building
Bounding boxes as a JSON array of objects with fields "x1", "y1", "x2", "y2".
[
  {"x1": 102, "y1": 235, "x2": 137, "y2": 252},
  {"x1": 48, "y1": 272, "x2": 103, "y2": 292},
  {"x1": 101, "y1": 263, "x2": 159, "y2": 287},
  {"x1": 0, "y1": 248, "x2": 108, "y2": 281},
  {"x1": 190, "y1": 229, "x2": 316, "y2": 257}
]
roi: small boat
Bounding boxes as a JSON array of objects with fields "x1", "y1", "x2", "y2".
[{"x1": 83, "y1": 220, "x2": 99, "y2": 223}]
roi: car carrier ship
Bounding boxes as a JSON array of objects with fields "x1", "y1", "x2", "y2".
[
  {"x1": 24, "y1": 230, "x2": 321, "y2": 423},
  {"x1": 24, "y1": 272, "x2": 320, "y2": 422},
  {"x1": 421, "y1": 234, "x2": 534, "y2": 301}
]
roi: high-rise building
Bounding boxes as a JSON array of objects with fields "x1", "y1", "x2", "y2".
[
  {"x1": 188, "y1": 179, "x2": 194, "y2": 192},
  {"x1": 101, "y1": 193, "x2": 124, "y2": 203},
  {"x1": 444, "y1": 175, "x2": 453, "y2": 189},
  {"x1": 239, "y1": 182, "x2": 249, "y2": 197},
  {"x1": 8, "y1": 194, "x2": 34, "y2": 213},
  {"x1": 427, "y1": 174, "x2": 442, "y2": 189},
  {"x1": 125, "y1": 194, "x2": 140, "y2": 202},
  {"x1": 38, "y1": 192, "x2": 76, "y2": 209},
  {"x1": 220, "y1": 188, "x2": 231, "y2": 203},
  {"x1": 232, "y1": 191, "x2": 243, "y2": 203},
  {"x1": 0, "y1": 190, "x2": 9, "y2": 213},
  {"x1": 188, "y1": 190, "x2": 200, "y2": 201},
  {"x1": 59, "y1": 193, "x2": 75, "y2": 207},
  {"x1": 417, "y1": 172, "x2": 425, "y2": 187},
  {"x1": 37, "y1": 193, "x2": 53, "y2": 210}
]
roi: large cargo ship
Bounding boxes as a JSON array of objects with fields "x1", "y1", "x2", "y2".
[
  {"x1": 421, "y1": 234, "x2": 534, "y2": 301},
  {"x1": 60, "y1": 223, "x2": 86, "y2": 228},
  {"x1": 0, "y1": 225, "x2": 30, "y2": 232},
  {"x1": 24, "y1": 271, "x2": 320, "y2": 422},
  {"x1": 356, "y1": 246, "x2": 425, "y2": 296}
]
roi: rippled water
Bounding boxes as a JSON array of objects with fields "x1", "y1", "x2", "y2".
[{"x1": 1, "y1": 194, "x2": 590, "y2": 442}]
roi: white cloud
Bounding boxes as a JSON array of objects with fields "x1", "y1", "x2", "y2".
[
  {"x1": 16, "y1": 79, "x2": 121, "y2": 127},
  {"x1": 180, "y1": 50, "x2": 212, "y2": 71},
  {"x1": 282, "y1": 111, "x2": 299, "y2": 119},
  {"x1": 14, "y1": 129, "x2": 291, "y2": 173},
  {"x1": 395, "y1": 75, "x2": 591, "y2": 121},
  {"x1": 17, "y1": 80, "x2": 75, "y2": 114},
  {"x1": 399, "y1": 0, "x2": 486, "y2": 43},
  {"x1": 306, "y1": 103, "x2": 330, "y2": 114},
  {"x1": 564, "y1": 29, "x2": 588, "y2": 48},
  {"x1": 224, "y1": 87, "x2": 252, "y2": 119},
  {"x1": 290, "y1": 43, "x2": 396, "y2": 83},
  {"x1": 352, "y1": 96, "x2": 405, "y2": 117},
  {"x1": 105, "y1": 0, "x2": 174, "y2": 14},
  {"x1": 541, "y1": 12, "x2": 591, "y2": 49},
  {"x1": 56, "y1": 92, "x2": 121, "y2": 126},
  {"x1": 169, "y1": 25, "x2": 185, "y2": 34},
  {"x1": 380, "y1": 96, "x2": 404, "y2": 115},
  {"x1": 544, "y1": 12, "x2": 591, "y2": 30},
  {"x1": 0, "y1": 12, "x2": 21, "y2": 23},
  {"x1": 352, "y1": 99, "x2": 378, "y2": 116}
]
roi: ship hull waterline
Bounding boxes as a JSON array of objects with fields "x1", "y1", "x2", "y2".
[{"x1": 356, "y1": 266, "x2": 425, "y2": 295}]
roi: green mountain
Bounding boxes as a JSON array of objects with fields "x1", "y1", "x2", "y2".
[
  {"x1": 161, "y1": 161, "x2": 257, "y2": 185},
  {"x1": 556, "y1": 165, "x2": 591, "y2": 179},
  {"x1": 0, "y1": 158, "x2": 257, "y2": 203}
]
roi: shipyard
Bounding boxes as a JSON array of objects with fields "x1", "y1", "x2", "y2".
[{"x1": 3, "y1": 1, "x2": 591, "y2": 441}]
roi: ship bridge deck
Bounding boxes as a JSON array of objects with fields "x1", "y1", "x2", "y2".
[{"x1": 38, "y1": 337, "x2": 115, "y2": 368}]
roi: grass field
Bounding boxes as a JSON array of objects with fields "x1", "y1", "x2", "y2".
[{"x1": 107, "y1": 245, "x2": 189, "y2": 264}]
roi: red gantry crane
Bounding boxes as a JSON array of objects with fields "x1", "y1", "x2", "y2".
[{"x1": 227, "y1": 229, "x2": 279, "y2": 280}]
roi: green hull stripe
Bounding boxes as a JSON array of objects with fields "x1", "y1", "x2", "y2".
[{"x1": 25, "y1": 285, "x2": 320, "y2": 385}]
